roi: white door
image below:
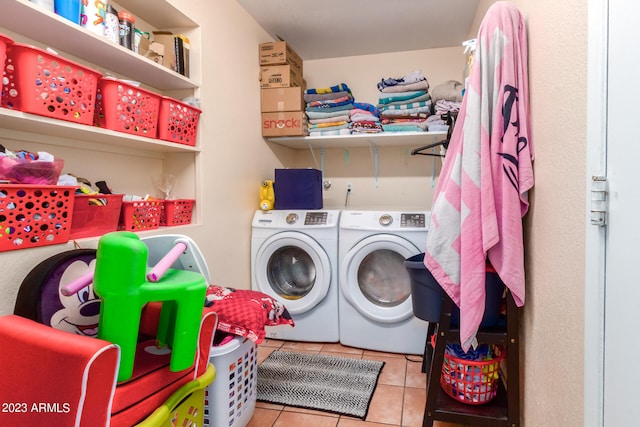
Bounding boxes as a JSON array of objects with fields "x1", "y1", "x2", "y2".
[{"x1": 601, "y1": 0, "x2": 640, "y2": 424}]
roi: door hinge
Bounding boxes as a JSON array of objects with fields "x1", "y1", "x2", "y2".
[{"x1": 590, "y1": 175, "x2": 607, "y2": 227}]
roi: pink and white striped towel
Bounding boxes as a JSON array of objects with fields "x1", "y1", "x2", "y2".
[{"x1": 424, "y1": 2, "x2": 534, "y2": 351}]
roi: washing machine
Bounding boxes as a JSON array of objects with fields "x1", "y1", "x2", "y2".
[
  {"x1": 251, "y1": 209, "x2": 340, "y2": 342},
  {"x1": 338, "y1": 210, "x2": 429, "y2": 354}
]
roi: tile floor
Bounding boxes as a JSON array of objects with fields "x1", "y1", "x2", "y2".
[{"x1": 247, "y1": 339, "x2": 467, "y2": 427}]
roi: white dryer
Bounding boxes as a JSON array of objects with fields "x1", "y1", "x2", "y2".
[
  {"x1": 338, "y1": 210, "x2": 429, "y2": 354},
  {"x1": 251, "y1": 209, "x2": 340, "y2": 342}
]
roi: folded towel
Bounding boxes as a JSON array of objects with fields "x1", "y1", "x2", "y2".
[
  {"x1": 431, "y1": 80, "x2": 464, "y2": 103},
  {"x1": 305, "y1": 83, "x2": 352, "y2": 96},
  {"x1": 380, "y1": 79, "x2": 430, "y2": 93},
  {"x1": 378, "y1": 93, "x2": 432, "y2": 108},
  {"x1": 306, "y1": 109, "x2": 355, "y2": 119},
  {"x1": 309, "y1": 128, "x2": 352, "y2": 136},
  {"x1": 304, "y1": 90, "x2": 352, "y2": 103},
  {"x1": 306, "y1": 95, "x2": 353, "y2": 109},
  {"x1": 378, "y1": 90, "x2": 427, "y2": 105},
  {"x1": 306, "y1": 103, "x2": 353, "y2": 113},
  {"x1": 377, "y1": 70, "x2": 428, "y2": 91},
  {"x1": 309, "y1": 114, "x2": 350, "y2": 124}
]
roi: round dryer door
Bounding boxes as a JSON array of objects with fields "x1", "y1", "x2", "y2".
[
  {"x1": 340, "y1": 234, "x2": 419, "y2": 323},
  {"x1": 253, "y1": 231, "x2": 331, "y2": 315}
]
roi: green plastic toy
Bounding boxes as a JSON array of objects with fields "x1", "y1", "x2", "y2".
[{"x1": 93, "y1": 231, "x2": 207, "y2": 382}]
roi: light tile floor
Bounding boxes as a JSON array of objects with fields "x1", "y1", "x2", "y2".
[{"x1": 247, "y1": 339, "x2": 467, "y2": 427}]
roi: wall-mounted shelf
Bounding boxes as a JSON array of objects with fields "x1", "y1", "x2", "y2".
[
  {"x1": 0, "y1": 0, "x2": 203, "y2": 214},
  {"x1": 0, "y1": 0, "x2": 199, "y2": 91},
  {"x1": 0, "y1": 108, "x2": 199, "y2": 156},
  {"x1": 266, "y1": 131, "x2": 447, "y2": 149}
]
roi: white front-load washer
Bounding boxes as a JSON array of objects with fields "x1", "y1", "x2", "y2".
[
  {"x1": 338, "y1": 210, "x2": 429, "y2": 354},
  {"x1": 251, "y1": 209, "x2": 340, "y2": 342}
]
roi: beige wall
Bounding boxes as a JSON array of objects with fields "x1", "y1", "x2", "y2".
[
  {"x1": 0, "y1": 1, "x2": 591, "y2": 425},
  {"x1": 512, "y1": 0, "x2": 588, "y2": 425}
]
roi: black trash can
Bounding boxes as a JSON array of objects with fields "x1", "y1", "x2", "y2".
[{"x1": 405, "y1": 253, "x2": 505, "y2": 326}]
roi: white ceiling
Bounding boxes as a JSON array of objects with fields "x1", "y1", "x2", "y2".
[{"x1": 236, "y1": 0, "x2": 480, "y2": 60}]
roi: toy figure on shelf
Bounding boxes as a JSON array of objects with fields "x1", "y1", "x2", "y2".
[{"x1": 260, "y1": 179, "x2": 275, "y2": 211}]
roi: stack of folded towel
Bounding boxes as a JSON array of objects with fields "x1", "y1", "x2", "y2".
[
  {"x1": 428, "y1": 80, "x2": 464, "y2": 132},
  {"x1": 304, "y1": 83, "x2": 354, "y2": 136},
  {"x1": 377, "y1": 70, "x2": 432, "y2": 133},
  {"x1": 349, "y1": 102, "x2": 382, "y2": 134}
]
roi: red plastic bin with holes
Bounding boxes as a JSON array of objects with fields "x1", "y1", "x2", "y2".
[
  {"x1": 0, "y1": 33, "x2": 13, "y2": 76},
  {"x1": 70, "y1": 194, "x2": 124, "y2": 239},
  {"x1": 1, "y1": 43, "x2": 101, "y2": 125},
  {"x1": 0, "y1": 185, "x2": 77, "y2": 251},
  {"x1": 94, "y1": 77, "x2": 161, "y2": 138},
  {"x1": 157, "y1": 97, "x2": 201, "y2": 146},
  {"x1": 118, "y1": 199, "x2": 163, "y2": 231},
  {"x1": 160, "y1": 199, "x2": 195, "y2": 226}
]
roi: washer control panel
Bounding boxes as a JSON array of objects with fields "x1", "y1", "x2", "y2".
[{"x1": 304, "y1": 211, "x2": 329, "y2": 225}]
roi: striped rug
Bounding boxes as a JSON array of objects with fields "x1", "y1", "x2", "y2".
[{"x1": 256, "y1": 350, "x2": 385, "y2": 419}]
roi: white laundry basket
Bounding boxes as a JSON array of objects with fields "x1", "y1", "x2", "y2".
[{"x1": 204, "y1": 335, "x2": 258, "y2": 426}]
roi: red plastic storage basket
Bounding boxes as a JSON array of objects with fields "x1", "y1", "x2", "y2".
[
  {"x1": 94, "y1": 78, "x2": 161, "y2": 138},
  {"x1": 160, "y1": 199, "x2": 194, "y2": 226},
  {"x1": 0, "y1": 185, "x2": 76, "y2": 251},
  {"x1": 0, "y1": 33, "x2": 13, "y2": 76},
  {"x1": 157, "y1": 97, "x2": 201, "y2": 146},
  {"x1": 70, "y1": 194, "x2": 124, "y2": 239},
  {"x1": 440, "y1": 345, "x2": 505, "y2": 405},
  {"x1": 118, "y1": 199, "x2": 163, "y2": 231},
  {"x1": 1, "y1": 43, "x2": 101, "y2": 125}
]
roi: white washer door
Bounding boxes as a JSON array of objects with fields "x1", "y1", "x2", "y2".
[
  {"x1": 253, "y1": 231, "x2": 331, "y2": 315},
  {"x1": 340, "y1": 234, "x2": 419, "y2": 323}
]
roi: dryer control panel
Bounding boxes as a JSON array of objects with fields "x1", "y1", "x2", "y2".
[{"x1": 401, "y1": 213, "x2": 426, "y2": 228}]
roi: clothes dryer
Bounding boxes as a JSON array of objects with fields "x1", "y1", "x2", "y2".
[
  {"x1": 338, "y1": 210, "x2": 429, "y2": 354},
  {"x1": 251, "y1": 210, "x2": 340, "y2": 342}
]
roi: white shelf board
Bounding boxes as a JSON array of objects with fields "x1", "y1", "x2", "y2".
[
  {"x1": 0, "y1": 0, "x2": 199, "y2": 91},
  {"x1": 0, "y1": 108, "x2": 200, "y2": 155},
  {"x1": 266, "y1": 131, "x2": 447, "y2": 149}
]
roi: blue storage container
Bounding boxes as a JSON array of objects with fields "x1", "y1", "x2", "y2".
[
  {"x1": 274, "y1": 168, "x2": 323, "y2": 210},
  {"x1": 405, "y1": 253, "x2": 504, "y2": 326}
]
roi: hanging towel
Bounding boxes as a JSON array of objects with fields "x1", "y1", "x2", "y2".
[{"x1": 423, "y1": 1, "x2": 534, "y2": 351}]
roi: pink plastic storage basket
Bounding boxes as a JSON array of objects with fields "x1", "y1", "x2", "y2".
[
  {"x1": 1, "y1": 43, "x2": 101, "y2": 125},
  {"x1": 160, "y1": 199, "x2": 194, "y2": 226},
  {"x1": 94, "y1": 78, "x2": 161, "y2": 138},
  {"x1": 0, "y1": 33, "x2": 13, "y2": 76},
  {"x1": 70, "y1": 194, "x2": 124, "y2": 239},
  {"x1": 118, "y1": 199, "x2": 163, "y2": 231},
  {"x1": 158, "y1": 97, "x2": 201, "y2": 146},
  {"x1": 0, "y1": 185, "x2": 76, "y2": 251}
]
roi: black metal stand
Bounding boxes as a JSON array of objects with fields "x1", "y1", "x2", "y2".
[{"x1": 422, "y1": 291, "x2": 520, "y2": 427}]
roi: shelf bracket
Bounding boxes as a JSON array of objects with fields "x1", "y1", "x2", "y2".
[
  {"x1": 373, "y1": 145, "x2": 380, "y2": 188},
  {"x1": 307, "y1": 142, "x2": 319, "y2": 171}
]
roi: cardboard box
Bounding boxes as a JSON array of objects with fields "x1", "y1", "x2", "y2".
[
  {"x1": 259, "y1": 40, "x2": 303, "y2": 72},
  {"x1": 144, "y1": 41, "x2": 164, "y2": 65},
  {"x1": 259, "y1": 64, "x2": 304, "y2": 88},
  {"x1": 261, "y1": 87, "x2": 305, "y2": 112},
  {"x1": 152, "y1": 31, "x2": 177, "y2": 72},
  {"x1": 262, "y1": 111, "x2": 308, "y2": 137},
  {"x1": 274, "y1": 168, "x2": 323, "y2": 210}
]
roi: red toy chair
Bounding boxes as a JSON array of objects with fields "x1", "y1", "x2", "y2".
[{"x1": 0, "y1": 234, "x2": 218, "y2": 427}]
